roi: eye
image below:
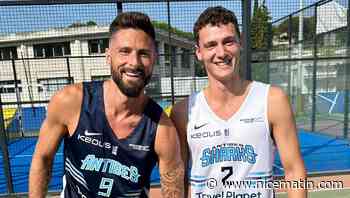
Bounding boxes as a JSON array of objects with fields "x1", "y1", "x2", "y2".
[
  {"x1": 224, "y1": 39, "x2": 237, "y2": 46},
  {"x1": 139, "y1": 51, "x2": 151, "y2": 58},
  {"x1": 204, "y1": 42, "x2": 217, "y2": 50},
  {"x1": 118, "y1": 48, "x2": 131, "y2": 56},
  {"x1": 223, "y1": 36, "x2": 240, "y2": 46}
]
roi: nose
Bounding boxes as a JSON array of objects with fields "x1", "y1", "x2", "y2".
[
  {"x1": 216, "y1": 44, "x2": 226, "y2": 59},
  {"x1": 129, "y1": 51, "x2": 141, "y2": 66}
]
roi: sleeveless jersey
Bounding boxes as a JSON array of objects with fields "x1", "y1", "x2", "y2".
[
  {"x1": 61, "y1": 81, "x2": 162, "y2": 198},
  {"x1": 187, "y1": 81, "x2": 275, "y2": 198}
]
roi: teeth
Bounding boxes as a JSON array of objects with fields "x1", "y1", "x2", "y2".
[{"x1": 125, "y1": 72, "x2": 140, "y2": 77}]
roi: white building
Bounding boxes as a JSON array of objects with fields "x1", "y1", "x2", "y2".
[{"x1": 0, "y1": 25, "x2": 200, "y2": 103}]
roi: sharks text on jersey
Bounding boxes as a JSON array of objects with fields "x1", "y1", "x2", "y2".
[{"x1": 200, "y1": 143, "x2": 258, "y2": 167}]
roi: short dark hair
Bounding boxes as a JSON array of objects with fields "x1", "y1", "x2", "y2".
[
  {"x1": 193, "y1": 6, "x2": 240, "y2": 44},
  {"x1": 109, "y1": 12, "x2": 155, "y2": 42}
]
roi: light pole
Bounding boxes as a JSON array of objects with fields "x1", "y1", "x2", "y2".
[{"x1": 296, "y1": 0, "x2": 304, "y2": 116}]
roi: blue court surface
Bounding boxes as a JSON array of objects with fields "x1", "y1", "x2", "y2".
[{"x1": 1, "y1": 130, "x2": 350, "y2": 194}]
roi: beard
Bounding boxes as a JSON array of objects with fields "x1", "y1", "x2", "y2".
[{"x1": 111, "y1": 66, "x2": 151, "y2": 97}]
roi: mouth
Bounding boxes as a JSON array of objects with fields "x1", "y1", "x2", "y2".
[
  {"x1": 213, "y1": 56, "x2": 233, "y2": 66},
  {"x1": 121, "y1": 67, "x2": 145, "y2": 79}
]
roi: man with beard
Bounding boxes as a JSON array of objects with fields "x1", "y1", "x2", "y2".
[{"x1": 29, "y1": 12, "x2": 184, "y2": 198}]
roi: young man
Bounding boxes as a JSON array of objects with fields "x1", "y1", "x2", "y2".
[
  {"x1": 170, "y1": 6, "x2": 306, "y2": 198},
  {"x1": 29, "y1": 12, "x2": 184, "y2": 198}
]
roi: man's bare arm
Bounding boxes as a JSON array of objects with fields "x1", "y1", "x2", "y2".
[
  {"x1": 155, "y1": 112, "x2": 185, "y2": 198},
  {"x1": 170, "y1": 99, "x2": 190, "y2": 197},
  {"x1": 268, "y1": 86, "x2": 307, "y2": 198},
  {"x1": 29, "y1": 84, "x2": 81, "y2": 198}
]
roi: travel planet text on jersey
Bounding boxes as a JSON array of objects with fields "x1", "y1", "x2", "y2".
[{"x1": 195, "y1": 191, "x2": 262, "y2": 198}]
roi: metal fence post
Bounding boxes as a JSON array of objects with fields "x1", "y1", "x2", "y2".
[
  {"x1": 0, "y1": 93, "x2": 14, "y2": 194},
  {"x1": 266, "y1": 22, "x2": 272, "y2": 83},
  {"x1": 311, "y1": 4, "x2": 318, "y2": 132},
  {"x1": 343, "y1": 0, "x2": 350, "y2": 139},
  {"x1": 66, "y1": 57, "x2": 73, "y2": 84},
  {"x1": 242, "y1": 0, "x2": 252, "y2": 80},
  {"x1": 288, "y1": 15, "x2": 292, "y2": 97},
  {"x1": 167, "y1": 0, "x2": 175, "y2": 105},
  {"x1": 117, "y1": 1, "x2": 122, "y2": 14}
]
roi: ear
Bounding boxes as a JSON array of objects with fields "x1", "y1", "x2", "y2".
[
  {"x1": 105, "y1": 48, "x2": 111, "y2": 65},
  {"x1": 195, "y1": 45, "x2": 202, "y2": 61}
]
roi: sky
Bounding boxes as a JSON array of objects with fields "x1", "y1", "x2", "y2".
[{"x1": 0, "y1": 0, "x2": 343, "y2": 35}]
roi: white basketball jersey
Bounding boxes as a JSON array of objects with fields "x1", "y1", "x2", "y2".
[{"x1": 187, "y1": 81, "x2": 275, "y2": 198}]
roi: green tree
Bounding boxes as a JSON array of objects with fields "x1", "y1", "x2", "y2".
[
  {"x1": 251, "y1": 0, "x2": 271, "y2": 83},
  {"x1": 68, "y1": 21, "x2": 97, "y2": 28},
  {"x1": 151, "y1": 21, "x2": 193, "y2": 40},
  {"x1": 68, "y1": 22, "x2": 85, "y2": 28},
  {"x1": 86, "y1": 21, "x2": 97, "y2": 26},
  {"x1": 251, "y1": 0, "x2": 271, "y2": 50},
  {"x1": 273, "y1": 16, "x2": 315, "y2": 43}
]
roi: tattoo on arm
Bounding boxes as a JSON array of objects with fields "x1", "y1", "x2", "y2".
[{"x1": 160, "y1": 164, "x2": 185, "y2": 198}]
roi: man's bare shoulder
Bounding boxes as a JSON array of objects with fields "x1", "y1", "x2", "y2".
[
  {"x1": 268, "y1": 85, "x2": 289, "y2": 104},
  {"x1": 267, "y1": 85, "x2": 294, "y2": 124},
  {"x1": 50, "y1": 83, "x2": 82, "y2": 106},
  {"x1": 171, "y1": 98, "x2": 188, "y2": 118},
  {"x1": 48, "y1": 83, "x2": 83, "y2": 119}
]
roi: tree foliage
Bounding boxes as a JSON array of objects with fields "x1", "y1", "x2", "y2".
[
  {"x1": 272, "y1": 16, "x2": 315, "y2": 42},
  {"x1": 68, "y1": 20, "x2": 97, "y2": 28},
  {"x1": 251, "y1": 0, "x2": 271, "y2": 82},
  {"x1": 251, "y1": 0, "x2": 271, "y2": 50},
  {"x1": 151, "y1": 21, "x2": 193, "y2": 40}
]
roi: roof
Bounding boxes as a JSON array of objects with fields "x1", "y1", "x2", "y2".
[{"x1": 316, "y1": 1, "x2": 347, "y2": 34}]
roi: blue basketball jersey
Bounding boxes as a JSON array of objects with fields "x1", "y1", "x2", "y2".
[{"x1": 61, "y1": 81, "x2": 162, "y2": 198}]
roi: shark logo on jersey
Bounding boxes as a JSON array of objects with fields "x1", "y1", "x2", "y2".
[{"x1": 200, "y1": 143, "x2": 257, "y2": 167}]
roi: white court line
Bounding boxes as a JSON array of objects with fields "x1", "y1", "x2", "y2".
[
  {"x1": 0, "y1": 153, "x2": 63, "y2": 159},
  {"x1": 316, "y1": 93, "x2": 335, "y2": 103},
  {"x1": 329, "y1": 92, "x2": 339, "y2": 114}
]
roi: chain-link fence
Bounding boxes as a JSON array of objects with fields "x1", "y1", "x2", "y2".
[
  {"x1": 0, "y1": 0, "x2": 349, "y2": 196},
  {"x1": 0, "y1": 0, "x2": 245, "y2": 195},
  {"x1": 252, "y1": 0, "x2": 350, "y2": 140}
]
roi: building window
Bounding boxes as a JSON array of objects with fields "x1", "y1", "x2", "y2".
[
  {"x1": 181, "y1": 48, "x2": 190, "y2": 68},
  {"x1": 37, "y1": 77, "x2": 72, "y2": 93},
  {"x1": 0, "y1": 80, "x2": 21, "y2": 93},
  {"x1": 164, "y1": 43, "x2": 170, "y2": 66},
  {"x1": 33, "y1": 42, "x2": 71, "y2": 58},
  {"x1": 0, "y1": 47, "x2": 18, "y2": 60},
  {"x1": 91, "y1": 75, "x2": 111, "y2": 81},
  {"x1": 171, "y1": 45, "x2": 177, "y2": 68},
  {"x1": 88, "y1": 39, "x2": 109, "y2": 54}
]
